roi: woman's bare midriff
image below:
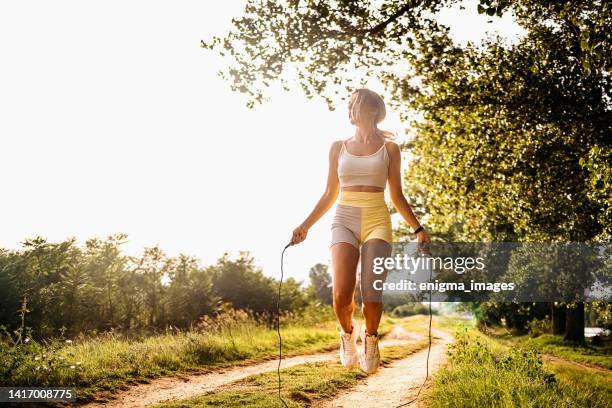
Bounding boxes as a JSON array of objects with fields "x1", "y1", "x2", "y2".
[{"x1": 341, "y1": 186, "x2": 384, "y2": 192}]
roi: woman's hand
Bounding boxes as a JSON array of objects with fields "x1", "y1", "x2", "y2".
[
  {"x1": 291, "y1": 225, "x2": 308, "y2": 245},
  {"x1": 417, "y1": 230, "x2": 431, "y2": 255}
]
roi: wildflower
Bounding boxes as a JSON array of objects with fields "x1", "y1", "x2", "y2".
[
  {"x1": 76, "y1": 361, "x2": 81, "y2": 365},
  {"x1": 65, "y1": 340, "x2": 73, "y2": 344},
  {"x1": 70, "y1": 365, "x2": 75, "y2": 369},
  {"x1": 24, "y1": 337, "x2": 30, "y2": 343},
  {"x1": 34, "y1": 357, "x2": 40, "y2": 361}
]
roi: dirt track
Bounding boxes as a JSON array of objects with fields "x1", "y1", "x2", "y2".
[
  {"x1": 82, "y1": 325, "x2": 427, "y2": 408},
  {"x1": 314, "y1": 328, "x2": 453, "y2": 408}
]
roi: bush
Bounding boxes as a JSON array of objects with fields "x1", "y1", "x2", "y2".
[
  {"x1": 0, "y1": 338, "x2": 82, "y2": 387},
  {"x1": 391, "y1": 303, "x2": 438, "y2": 317},
  {"x1": 527, "y1": 318, "x2": 552, "y2": 338}
]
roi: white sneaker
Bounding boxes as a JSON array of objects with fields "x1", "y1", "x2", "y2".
[
  {"x1": 338, "y1": 318, "x2": 359, "y2": 368},
  {"x1": 359, "y1": 325, "x2": 381, "y2": 374}
]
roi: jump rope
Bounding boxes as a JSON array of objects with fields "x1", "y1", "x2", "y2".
[{"x1": 277, "y1": 242, "x2": 433, "y2": 408}]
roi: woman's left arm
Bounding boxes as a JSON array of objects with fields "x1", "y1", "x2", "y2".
[{"x1": 386, "y1": 142, "x2": 431, "y2": 245}]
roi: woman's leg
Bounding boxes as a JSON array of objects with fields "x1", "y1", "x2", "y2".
[
  {"x1": 360, "y1": 238, "x2": 391, "y2": 336},
  {"x1": 331, "y1": 242, "x2": 360, "y2": 333}
]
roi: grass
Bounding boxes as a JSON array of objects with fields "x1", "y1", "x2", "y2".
[
  {"x1": 1, "y1": 308, "x2": 348, "y2": 401},
  {"x1": 425, "y1": 328, "x2": 612, "y2": 408},
  {"x1": 491, "y1": 331, "x2": 612, "y2": 370},
  {"x1": 434, "y1": 313, "x2": 475, "y2": 333},
  {"x1": 547, "y1": 358, "x2": 612, "y2": 403}
]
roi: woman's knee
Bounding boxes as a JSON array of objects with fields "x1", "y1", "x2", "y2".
[
  {"x1": 361, "y1": 300, "x2": 383, "y2": 311},
  {"x1": 333, "y1": 291, "x2": 354, "y2": 309}
]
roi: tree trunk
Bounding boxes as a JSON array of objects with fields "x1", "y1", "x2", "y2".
[
  {"x1": 564, "y1": 302, "x2": 585, "y2": 343},
  {"x1": 551, "y1": 303, "x2": 566, "y2": 335}
]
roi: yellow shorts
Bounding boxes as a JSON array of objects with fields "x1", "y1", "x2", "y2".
[{"x1": 330, "y1": 191, "x2": 392, "y2": 249}]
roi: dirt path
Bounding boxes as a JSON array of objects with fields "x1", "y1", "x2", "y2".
[
  {"x1": 541, "y1": 353, "x2": 611, "y2": 373},
  {"x1": 314, "y1": 328, "x2": 454, "y2": 408},
  {"x1": 81, "y1": 325, "x2": 424, "y2": 408}
]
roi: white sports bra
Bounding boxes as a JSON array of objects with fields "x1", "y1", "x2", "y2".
[{"x1": 337, "y1": 141, "x2": 389, "y2": 189}]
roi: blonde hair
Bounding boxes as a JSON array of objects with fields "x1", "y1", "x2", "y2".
[{"x1": 350, "y1": 88, "x2": 397, "y2": 141}]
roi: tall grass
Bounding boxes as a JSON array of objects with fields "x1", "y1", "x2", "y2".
[
  {"x1": 483, "y1": 324, "x2": 612, "y2": 370},
  {"x1": 427, "y1": 330, "x2": 610, "y2": 408},
  {"x1": 505, "y1": 334, "x2": 612, "y2": 370},
  {"x1": 0, "y1": 303, "x2": 341, "y2": 400}
]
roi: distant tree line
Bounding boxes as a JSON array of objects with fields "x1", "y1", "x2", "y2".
[{"x1": 0, "y1": 234, "x2": 315, "y2": 339}]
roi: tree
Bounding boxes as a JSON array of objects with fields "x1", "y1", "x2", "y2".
[
  {"x1": 82, "y1": 234, "x2": 128, "y2": 330},
  {"x1": 132, "y1": 246, "x2": 170, "y2": 327},
  {"x1": 202, "y1": 1, "x2": 611, "y2": 108},
  {"x1": 551, "y1": 303, "x2": 566, "y2": 335},
  {"x1": 0, "y1": 249, "x2": 21, "y2": 332},
  {"x1": 211, "y1": 251, "x2": 274, "y2": 313},
  {"x1": 166, "y1": 254, "x2": 218, "y2": 328},
  {"x1": 383, "y1": 3, "x2": 610, "y2": 340},
  {"x1": 383, "y1": 6, "x2": 610, "y2": 242},
  {"x1": 307, "y1": 263, "x2": 333, "y2": 305},
  {"x1": 201, "y1": 0, "x2": 451, "y2": 108},
  {"x1": 210, "y1": 251, "x2": 309, "y2": 327}
]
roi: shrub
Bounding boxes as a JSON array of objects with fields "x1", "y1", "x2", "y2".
[
  {"x1": 527, "y1": 318, "x2": 552, "y2": 338},
  {"x1": 391, "y1": 303, "x2": 438, "y2": 317}
]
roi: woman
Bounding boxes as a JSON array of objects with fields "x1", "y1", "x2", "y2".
[{"x1": 290, "y1": 88, "x2": 430, "y2": 374}]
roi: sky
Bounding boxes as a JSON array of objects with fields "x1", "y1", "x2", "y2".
[{"x1": 0, "y1": 1, "x2": 524, "y2": 285}]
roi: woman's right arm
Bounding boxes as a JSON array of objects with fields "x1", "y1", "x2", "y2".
[{"x1": 291, "y1": 141, "x2": 342, "y2": 245}]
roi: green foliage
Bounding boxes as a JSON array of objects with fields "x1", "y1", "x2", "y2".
[
  {"x1": 0, "y1": 338, "x2": 83, "y2": 387},
  {"x1": 203, "y1": 0, "x2": 612, "y2": 111},
  {"x1": 200, "y1": 0, "x2": 451, "y2": 109},
  {"x1": 0, "y1": 236, "x2": 308, "y2": 339},
  {"x1": 383, "y1": 3, "x2": 610, "y2": 242},
  {"x1": 497, "y1": 332, "x2": 612, "y2": 370},
  {"x1": 502, "y1": 245, "x2": 606, "y2": 303},
  {"x1": 428, "y1": 331, "x2": 610, "y2": 407},
  {"x1": 447, "y1": 333, "x2": 554, "y2": 383},
  {"x1": 469, "y1": 302, "x2": 549, "y2": 333},
  {"x1": 527, "y1": 318, "x2": 552, "y2": 338},
  {"x1": 306, "y1": 263, "x2": 333, "y2": 305},
  {"x1": 0, "y1": 236, "x2": 100, "y2": 338},
  {"x1": 210, "y1": 251, "x2": 309, "y2": 328},
  {"x1": 391, "y1": 302, "x2": 438, "y2": 317},
  {"x1": 165, "y1": 254, "x2": 217, "y2": 328},
  {"x1": 588, "y1": 301, "x2": 612, "y2": 330}
]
